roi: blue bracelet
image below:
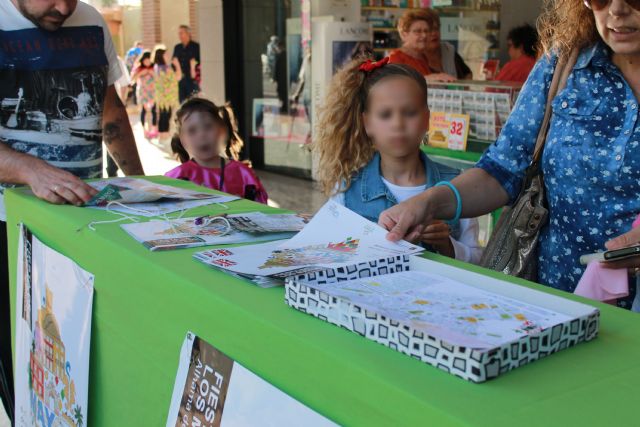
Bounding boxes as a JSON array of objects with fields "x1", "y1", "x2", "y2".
[{"x1": 434, "y1": 181, "x2": 462, "y2": 223}]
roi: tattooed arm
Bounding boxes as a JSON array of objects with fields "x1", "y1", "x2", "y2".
[
  {"x1": 0, "y1": 142, "x2": 98, "y2": 205},
  {"x1": 102, "y1": 84, "x2": 145, "y2": 175}
]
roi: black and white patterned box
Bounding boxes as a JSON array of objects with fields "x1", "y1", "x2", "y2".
[{"x1": 285, "y1": 257, "x2": 600, "y2": 383}]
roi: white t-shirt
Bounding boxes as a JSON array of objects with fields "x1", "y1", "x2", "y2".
[
  {"x1": 0, "y1": 0, "x2": 121, "y2": 221},
  {"x1": 331, "y1": 179, "x2": 483, "y2": 264}
]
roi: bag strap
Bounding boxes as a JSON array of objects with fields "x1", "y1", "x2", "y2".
[{"x1": 531, "y1": 48, "x2": 581, "y2": 165}]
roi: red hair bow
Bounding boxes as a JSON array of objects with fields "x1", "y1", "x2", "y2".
[{"x1": 359, "y1": 57, "x2": 389, "y2": 73}]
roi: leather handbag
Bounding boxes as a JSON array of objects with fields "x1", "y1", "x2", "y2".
[{"x1": 479, "y1": 49, "x2": 580, "y2": 281}]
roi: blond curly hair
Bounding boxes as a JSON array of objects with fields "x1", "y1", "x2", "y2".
[
  {"x1": 537, "y1": 0, "x2": 600, "y2": 57},
  {"x1": 313, "y1": 57, "x2": 429, "y2": 196}
]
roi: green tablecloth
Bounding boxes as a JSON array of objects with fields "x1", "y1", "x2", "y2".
[{"x1": 7, "y1": 176, "x2": 640, "y2": 426}]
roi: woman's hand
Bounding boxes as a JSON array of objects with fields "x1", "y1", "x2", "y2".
[
  {"x1": 421, "y1": 220, "x2": 455, "y2": 258},
  {"x1": 602, "y1": 227, "x2": 640, "y2": 271},
  {"x1": 426, "y1": 73, "x2": 456, "y2": 83},
  {"x1": 379, "y1": 191, "x2": 435, "y2": 243}
]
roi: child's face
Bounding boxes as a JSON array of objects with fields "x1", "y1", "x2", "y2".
[
  {"x1": 363, "y1": 76, "x2": 429, "y2": 158},
  {"x1": 179, "y1": 111, "x2": 225, "y2": 162}
]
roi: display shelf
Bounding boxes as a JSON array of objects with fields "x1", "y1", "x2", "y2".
[{"x1": 362, "y1": 6, "x2": 422, "y2": 11}]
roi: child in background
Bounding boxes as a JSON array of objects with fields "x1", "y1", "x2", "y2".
[
  {"x1": 165, "y1": 98, "x2": 269, "y2": 204},
  {"x1": 130, "y1": 51, "x2": 157, "y2": 139},
  {"x1": 153, "y1": 46, "x2": 181, "y2": 140},
  {"x1": 315, "y1": 57, "x2": 482, "y2": 263}
]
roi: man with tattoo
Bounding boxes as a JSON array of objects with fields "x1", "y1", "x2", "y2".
[{"x1": 0, "y1": 0, "x2": 144, "y2": 420}]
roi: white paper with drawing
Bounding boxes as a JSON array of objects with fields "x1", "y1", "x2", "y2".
[
  {"x1": 305, "y1": 270, "x2": 573, "y2": 349},
  {"x1": 193, "y1": 201, "x2": 423, "y2": 277}
]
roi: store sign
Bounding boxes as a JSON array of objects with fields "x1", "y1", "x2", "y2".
[
  {"x1": 428, "y1": 112, "x2": 470, "y2": 151},
  {"x1": 432, "y1": 0, "x2": 454, "y2": 6},
  {"x1": 440, "y1": 17, "x2": 487, "y2": 41}
]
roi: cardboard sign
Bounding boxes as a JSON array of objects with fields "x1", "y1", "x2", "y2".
[
  {"x1": 166, "y1": 332, "x2": 336, "y2": 426},
  {"x1": 428, "y1": 112, "x2": 470, "y2": 151}
]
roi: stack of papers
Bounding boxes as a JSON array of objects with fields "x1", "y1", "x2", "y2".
[
  {"x1": 86, "y1": 178, "x2": 239, "y2": 216},
  {"x1": 121, "y1": 212, "x2": 306, "y2": 251},
  {"x1": 193, "y1": 201, "x2": 423, "y2": 286},
  {"x1": 296, "y1": 270, "x2": 573, "y2": 349}
]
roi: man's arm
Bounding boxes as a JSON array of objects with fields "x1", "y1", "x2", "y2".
[
  {"x1": 0, "y1": 143, "x2": 97, "y2": 205},
  {"x1": 102, "y1": 85, "x2": 144, "y2": 175}
]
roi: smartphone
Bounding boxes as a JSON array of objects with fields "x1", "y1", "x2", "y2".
[{"x1": 579, "y1": 245, "x2": 640, "y2": 265}]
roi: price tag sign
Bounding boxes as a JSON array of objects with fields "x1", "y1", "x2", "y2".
[
  {"x1": 447, "y1": 114, "x2": 470, "y2": 151},
  {"x1": 428, "y1": 112, "x2": 470, "y2": 151}
]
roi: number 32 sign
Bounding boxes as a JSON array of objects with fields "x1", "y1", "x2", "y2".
[{"x1": 428, "y1": 112, "x2": 470, "y2": 151}]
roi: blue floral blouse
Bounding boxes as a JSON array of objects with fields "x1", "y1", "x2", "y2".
[{"x1": 477, "y1": 42, "x2": 640, "y2": 306}]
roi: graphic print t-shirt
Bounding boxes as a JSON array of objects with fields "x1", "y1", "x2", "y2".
[{"x1": 0, "y1": 0, "x2": 121, "y2": 220}]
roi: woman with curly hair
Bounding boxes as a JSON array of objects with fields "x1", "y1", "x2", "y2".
[{"x1": 378, "y1": 0, "x2": 640, "y2": 309}]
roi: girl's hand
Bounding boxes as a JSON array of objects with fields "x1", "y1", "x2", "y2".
[
  {"x1": 421, "y1": 220, "x2": 455, "y2": 258},
  {"x1": 602, "y1": 227, "x2": 640, "y2": 271}
]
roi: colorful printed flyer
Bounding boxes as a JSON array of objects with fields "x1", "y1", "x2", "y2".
[
  {"x1": 121, "y1": 213, "x2": 301, "y2": 251},
  {"x1": 86, "y1": 177, "x2": 239, "y2": 216},
  {"x1": 226, "y1": 212, "x2": 308, "y2": 234},
  {"x1": 166, "y1": 332, "x2": 336, "y2": 427},
  {"x1": 14, "y1": 225, "x2": 94, "y2": 427},
  {"x1": 428, "y1": 112, "x2": 470, "y2": 151},
  {"x1": 193, "y1": 201, "x2": 423, "y2": 279}
]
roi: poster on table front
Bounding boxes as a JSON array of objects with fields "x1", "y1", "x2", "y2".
[
  {"x1": 14, "y1": 225, "x2": 94, "y2": 427},
  {"x1": 166, "y1": 332, "x2": 337, "y2": 427}
]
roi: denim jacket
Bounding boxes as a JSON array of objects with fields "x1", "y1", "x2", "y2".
[{"x1": 344, "y1": 151, "x2": 462, "y2": 239}]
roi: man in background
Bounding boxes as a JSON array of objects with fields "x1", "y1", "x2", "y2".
[{"x1": 173, "y1": 24, "x2": 200, "y2": 102}]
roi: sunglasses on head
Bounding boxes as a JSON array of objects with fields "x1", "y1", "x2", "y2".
[{"x1": 584, "y1": 0, "x2": 640, "y2": 11}]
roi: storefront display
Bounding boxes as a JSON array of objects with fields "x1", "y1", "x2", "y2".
[{"x1": 427, "y1": 80, "x2": 521, "y2": 143}]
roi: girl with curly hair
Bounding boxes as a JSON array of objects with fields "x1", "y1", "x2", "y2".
[{"x1": 314, "y1": 57, "x2": 482, "y2": 263}]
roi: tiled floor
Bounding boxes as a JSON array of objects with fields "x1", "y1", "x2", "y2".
[
  {"x1": 0, "y1": 405, "x2": 8, "y2": 427},
  {"x1": 258, "y1": 170, "x2": 327, "y2": 214}
]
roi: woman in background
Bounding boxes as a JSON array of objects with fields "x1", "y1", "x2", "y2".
[
  {"x1": 494, "y1": 24, "x2": 539, "y2": 83},
  {"x1": 389, "y1": 9, "x2": 457, "y2": 82},
  {"x1": 153, "y1": 45, "x2": 182, "y2": 140},
  {"x1": 420, "y1": 8, "x2": 473, "y2": 80}
]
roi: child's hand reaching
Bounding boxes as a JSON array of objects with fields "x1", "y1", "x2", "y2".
[{"x1": 421, "y1": 220, "x2": 455, "y2": 258}]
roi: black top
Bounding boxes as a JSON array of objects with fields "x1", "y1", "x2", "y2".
[
  {"x1": 453, "y1": 52, "x2": 472, "y2": 79},
  {"x1": 172, "y1": 41, "x2": 200, "y2": 80}
]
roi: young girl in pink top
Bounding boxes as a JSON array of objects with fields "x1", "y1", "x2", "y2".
[{"x1": 165, "y1": 98, "x2": 269, "y2": 203}]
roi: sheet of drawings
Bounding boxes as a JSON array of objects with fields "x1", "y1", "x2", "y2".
[
  {"x1": 193, "y1": 201, "x2": 423, "y2": 278},
  {"x1": 307, "y1": 271, "x2": 573, "y2": 349}
]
